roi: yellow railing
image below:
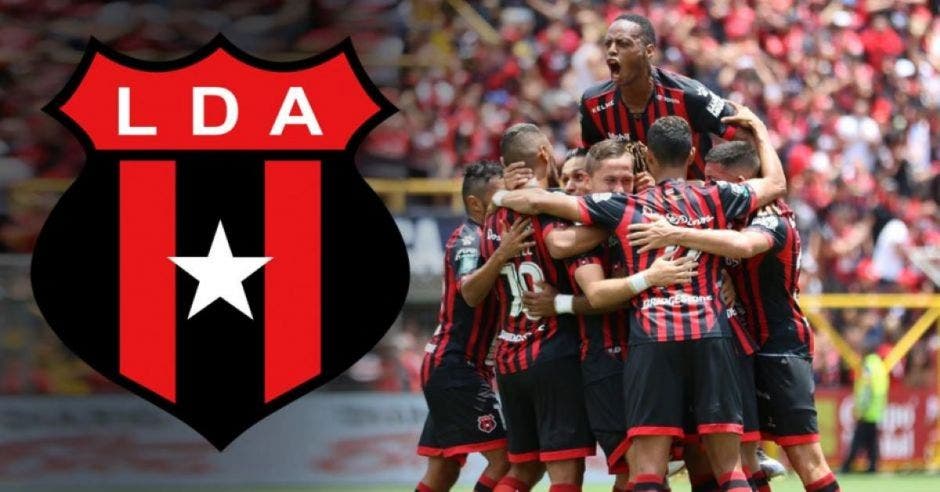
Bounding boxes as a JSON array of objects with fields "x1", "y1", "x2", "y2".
[{"x1": 366, "y1": 178, "x2": 462, "y2": 214}]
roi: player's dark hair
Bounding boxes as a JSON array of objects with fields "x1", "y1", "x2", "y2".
[
  {"x1": 646, "y1": 116, "x2": 692, "y2": 168},
  {"x1": 614, "y1": 13, "x2": 656, "y2": 47},
  {"x1": 462, "y1": 160, "x2": 503, "y2": 204},
  {"x1": 585, "y1": 140, "x2": 627, "y2": 175},
  {"x1": 705, "y1": 141, "x2": 759, "y2": 175},
  {"x1": 500, "y1": 123, "x2": 545, "y2": 169}
]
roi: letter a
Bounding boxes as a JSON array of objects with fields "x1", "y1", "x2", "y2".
[{"x1": 270, "y1": 87, "x2": 322, "y2": 136}]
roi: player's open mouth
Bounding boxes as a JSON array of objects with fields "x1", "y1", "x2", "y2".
[{"x1": 607, "y1": 59, "x2": 621, "y2": 78}]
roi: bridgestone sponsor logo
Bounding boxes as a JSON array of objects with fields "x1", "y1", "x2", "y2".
[
  {"x1": 424, "y1": 342, "x2": 437, "y2": 353},
  {"x1": 643, "y1": 206, "x2": 713, "y2": 226},
  {"x1": 498, "y1": 330, "x2": 531, "y2": 343},
  {"x1": 642, "y1": 293, "x2": 713, "y2": 309}
]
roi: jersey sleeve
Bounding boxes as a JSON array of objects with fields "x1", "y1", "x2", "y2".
[
  {"x1": 714, "y1": 181, "x2": 759, "y2": 222},
  {"x1": 683, "y1": 87, "x2": 737, "y2": 141},
  {"x1": 577, "y1": 192, "x2": 628, "y2": 231},
  {"x1": 564, "y1": 247, "x2": 604, "y2": 281},
  {"x1": 579, "y1": 93, "x2": 604, "y2": 148},
  {"x1": 451, "y1": 227, "x2": 484, "y2": 281},
  {"x1": 744, "y1": 213, "x2": 788, "y2": 253},
  {"x1": 538, "y1": 214, "x2": 570, "y2": 241}
]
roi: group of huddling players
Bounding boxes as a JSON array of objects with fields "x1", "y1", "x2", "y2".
[{"x1": 415, "y1": 13, "x2": 840, "y2": 492}]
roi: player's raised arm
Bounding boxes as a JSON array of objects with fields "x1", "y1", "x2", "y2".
[
  {"x1": 491, "y1": 187, "x2": 582, "y2": 222},
  {"x1": 628, "y1": 217, "x2": 772, "y2": 259},
  {"x1": 722, "y1": 102, "x2": 786, "y2": 209},
  {"x1": 461, "y1": 217, "x2": 535, "y2": 307},
  {"x1": 580, "y1": 253, "x2": 697, "y2": 308}
]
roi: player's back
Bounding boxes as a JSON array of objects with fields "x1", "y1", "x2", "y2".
[
  {"x1": 728, "y1": 200, "x2": 813, "y2": 356},
  {"x1": 481, "y1": 206, "x2": 578, "y2": 374},
  {"x1": 579, "y1": 179, "x2": 759, "y2": 345}
]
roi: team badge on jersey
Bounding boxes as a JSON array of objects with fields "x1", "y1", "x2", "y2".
[{"x1": 33, "y1": 36, "x2": 408, "y2": 449}]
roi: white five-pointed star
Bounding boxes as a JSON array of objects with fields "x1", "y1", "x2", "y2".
[{"x1": 169, "y1": 221, "x2": 272, "y2": 320}]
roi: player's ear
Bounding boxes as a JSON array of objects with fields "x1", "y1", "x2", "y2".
[
  {"x1": 466, "y1": 194, "x2": 483, "y2": 215},
  {"x1": 686, "y1": 147, "x2": 696, "y2": 167}
]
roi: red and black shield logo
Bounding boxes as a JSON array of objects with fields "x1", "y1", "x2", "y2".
[{"x1": 33, "y1": 36, "x2": 408, "y2": 449}]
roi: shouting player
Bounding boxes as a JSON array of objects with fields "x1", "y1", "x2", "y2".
[
  {"x1": 489, "y1": 109, "x2": 787, "y2": 492},
  {"x1": 627, "y1": 138, "x2": 841, "y2": 490},
  {"x1": 580, "y1": 13, "x2": 737, "y2": 179},
  {"x1": 417, "y1": 161, "x2": 536, "y2": 492}
]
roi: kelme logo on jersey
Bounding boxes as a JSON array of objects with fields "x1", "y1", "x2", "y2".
[{"x1": 34, "y1": 35, "x2": 408, "y2": 450}]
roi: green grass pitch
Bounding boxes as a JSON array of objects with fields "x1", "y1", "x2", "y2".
[{"x1": 10, "y1": 473, "x2": 939, "y2": 492}]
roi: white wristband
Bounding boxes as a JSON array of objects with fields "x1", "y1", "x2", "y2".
[
  {"x1": 491, "y1": 190, "x2": 508, "y2": 207},
  {"x1": 554, "y1": 294, "x2": 574, "y2": 314},
  {"x1": 628, "y1": 273, "x2": 650, "y2": 293}
]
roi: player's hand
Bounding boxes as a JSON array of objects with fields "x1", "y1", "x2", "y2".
[
  {"x1": 496, "y1": 217, "x2": 536, "y2": 259},
  {"x1": 504, "y1": 161, "x2": 534, "y2": 190},
  {"x1": 523, "y1": 281, "x2": 558, "y2": 318},
  {"x1": 627, "y1": 215, "x2": 682, "y2": 253},
  {"x1": 645, "y1": 252, "x2": 697, "y2": 287},
  {"x1": 634, "y1": 171, "x2": 656, "y2": 192},
  {"x1": 720, "y1": 270, "x2": 737, "y2": 305},
  {"x1": 720, "y1": 101, "x2": 767, "y2": 135}
]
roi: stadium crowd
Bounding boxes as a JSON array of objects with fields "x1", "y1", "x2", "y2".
[{"x1": 0, "y1": 0, "x2": 938, "y2": 395}]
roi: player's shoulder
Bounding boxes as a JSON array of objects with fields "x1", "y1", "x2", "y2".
[
  {"x1": 654, "y1": 67, "x2": 714, "y2": 97},
  {"x1": 448, "y1": 219, "x2": 480, "y2": 247},
  {"x1": 581, "y1": 80, "x2": 616, "y2": 101}
]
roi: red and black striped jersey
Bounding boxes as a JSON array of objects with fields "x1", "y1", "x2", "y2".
[
  {"x1": 481, "y1": 207, "x2": 579, "y2": 375},
  {"x1": 727, "y1": 201, "x2": 814, "y2": 357},
  {"x1": 579, "y1": 67, "x2": 737, "y2": 180},
  {"x1": 725, "y1": 297, "x2": 758, "y2": 357},
  {"x1": 577, "y1": 180, "x2": 760, "y2": 345},
  {"x1": 422, "y1": 219, "x2": 499, "y2": 385},
  {"x1": 564, "y1": 235, "x2": 629, "y2": 383}
]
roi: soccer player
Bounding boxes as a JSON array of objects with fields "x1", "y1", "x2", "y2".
[
  {"x1": 490, "y1": 109, "x2": 787, "y2": 492},
  {"x1": 417, "y1": 161, "x2": 536, "y2": 492},
  {"x1": 627, "y1": 139, "x2": 841, "y2": 491},
  {"x1": 580, "y1": 13, "x2": 738, "y2": 179},
  {"x1": 525, "y1": 140, "x2": 696, "y2": 492},
  {"x1": 559, "y1": 148, "x2": 590, "y2": 195},
  {"x1": 482, "y1": 123, "x2": 595, "y2": 492}
]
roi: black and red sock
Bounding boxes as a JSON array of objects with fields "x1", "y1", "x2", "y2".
[
  {"x1": 751, "y1": 470, "x2": 772, "y2": 492},
  {"x1": 717, "y1": 470, "x2": 751, "y2": 492},
  {"x1": 475, "y1": 474, "x2": 498, "y2": 492},
  {"x1": 805, "y1": 472, "x2": 840, "y2": 492},
  {"x1": 633, "y1": 474, "x2": 666, "y2": 491},
  {"x1": 493, "y1": 475, "x2": 530, "y2": 492},
  {"x1": 548, "y1": 485, "x2": 581, "y2": 492},
  {"x1": 415, "y1": 482, "x2": 434, "y2": 492}
]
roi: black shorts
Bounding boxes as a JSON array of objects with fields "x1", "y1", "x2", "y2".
[
  {"x1": 754, "y1": 354, "x2": 819, "y2": 446},
  {"x1": 684, "y1": 351, "x2": 759, "y2": 444},
  {"x1": 624, "y1": 338, "x2": 743, "y2": 441},
  {"x1": 497, "y1": 356, "x2": 596, "y2": 463},
  {"x1": 738, "y1": 353, "x2": 760, "y2": 442},
  {"x1": 583, "y1": 370, "x2": 628, "y2": 474},
  {"x1": 418, "y1": 363, "x2": 507, "y2": 463}
]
